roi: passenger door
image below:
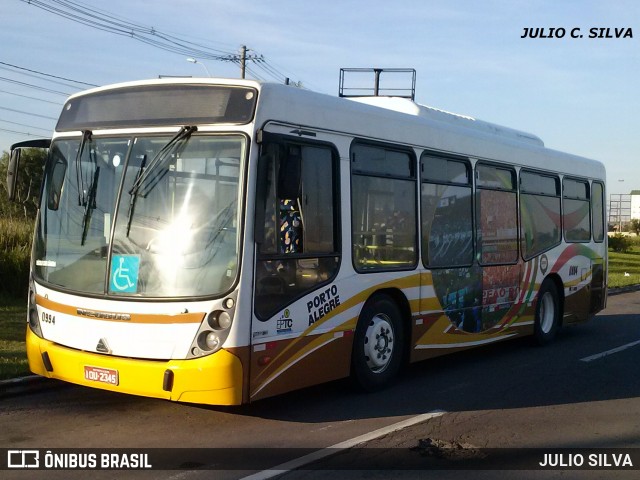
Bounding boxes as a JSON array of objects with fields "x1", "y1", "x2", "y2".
[{"x1": 250, "y1": 131, "x2": 343, "y2": 400}]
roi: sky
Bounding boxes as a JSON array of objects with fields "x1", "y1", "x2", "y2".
[{"x1": 0, "y1": 0, "x2": 638, "y2": 195}]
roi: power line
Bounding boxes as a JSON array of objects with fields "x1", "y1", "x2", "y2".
[
  {"x1": 21, "y1": 0, "x2": 303, "y2": 84},
  {"x1": 260, "y1": 58, "x2": 318, "y2": 90},
  {"x1": 57, "y1": 0, "x2": 238, "y2": 57},
  {"x1": 0, "y1": 89, "x2": 63, "y2": 105},
  {"x1": 0, "y1": 106, "x2": 58, "y2": 120},
  {"x1": 0, "y1": 127, "x2": 47, "y2": 138},
  {"x1": 0, "y1": 65, "x2": 84, "y2": 92},
  {"x1": 0, "y1": 60, "x2": 98, "y2": 87},
  {"x1": 0, "y1": 76, "x2": 71, "y2": 96},
  {"x1": 22, "y1": 0, "x2": 239, "y2": 62},
  {"x1": 253, "y1": 60, "x2": 288, "y2": 84},
  {"x1": 0, "y1": 119, "x2": 52, "y2": 133},
  {"x1": 243, "y1": 64, "x2": 267, "y2": 83}
]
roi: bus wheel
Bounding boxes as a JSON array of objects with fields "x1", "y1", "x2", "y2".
[
  {"x1": 534, "y1": 279, "x2": 560, "y2": 345},
  {"x1": 351, "y1": 295, "x2": 404, "y2": 391}
]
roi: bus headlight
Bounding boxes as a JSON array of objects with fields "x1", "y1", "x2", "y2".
[
  {"x1": 193, "y1": 325, "x2": 226, "y2": 355},
  {"x1": 187, "y1": 294, "x2": 237, "y2": 359},
  {"x1": 204, "y1": 332, "x2": 221, "y2": 350},
  {"x1": 208, "y1": 310, "x2": 232, "y2": 330},
  {"x1": 195, "y1": 330, "x2": 221, "y2": 352}
]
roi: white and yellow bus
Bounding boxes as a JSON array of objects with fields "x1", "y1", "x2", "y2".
[{"x1": 7, "y1": 75, "x2": 607, "y2": 405}]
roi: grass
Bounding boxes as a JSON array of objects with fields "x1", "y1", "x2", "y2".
[
  {"x1": 0, "y1": 297, "x2": 29, "y2": 380},
  {"x1": 0, "y1": 216, "x2": 33, "y2": 299},
  {"x1": 0, "y1": 216, "x2": 33, "y2": 251},
  {"x1": 0, "y1": 215, "x2": 32, "y2": 380},
  {"x1": 608, "y1": 249, "x2": 640, "y2": 288},
  {"x1": 0, "y1": 246, "x2": 638, "y2": 381}
]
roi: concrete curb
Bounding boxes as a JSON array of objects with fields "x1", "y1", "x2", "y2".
[
  {"x1": 608, "y1": 284, "x2": 640, "y2": 296},
  {"x1": 0, "y1": 375, "x2": 66, "y2": 399}
]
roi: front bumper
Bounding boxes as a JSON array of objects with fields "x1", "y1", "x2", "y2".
[{"x1": 27, "y1": 327, "x2": 244, "y2": 405}]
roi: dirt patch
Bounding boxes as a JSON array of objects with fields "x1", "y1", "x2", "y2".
[{"x1": 411, "y1": 437, "x2": 486, "y2": 461}]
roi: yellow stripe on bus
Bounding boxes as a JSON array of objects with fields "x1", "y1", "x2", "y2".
[{"x1": 253, "y1": 273, "x2": 423, "y2": 384}]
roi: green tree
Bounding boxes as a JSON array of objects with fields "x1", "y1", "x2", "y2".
[
  {"x1": 630, "y1": 218, "x2": 640, "y2": 236},
  {"x1": 0, "y1": 148, "x2": 46, "y2": 219},
  {"x1": 608, "y1": 234, "x2": 632, "y2": 253},
  {"x1": 0, "y1": 148, "x2": 45, "y2": 298}
]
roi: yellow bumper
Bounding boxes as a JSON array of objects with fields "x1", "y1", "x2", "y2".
[{"x1": 26, "y1": 328, "x2": 244, "y2": 405}]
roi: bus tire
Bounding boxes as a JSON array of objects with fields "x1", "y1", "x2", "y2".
[
  {"x1": 534, "y1": 279, "x2": 560, "y2": 345},
  {"x1": 351, "y1": 295, "x2": 404, "y2": 391}
]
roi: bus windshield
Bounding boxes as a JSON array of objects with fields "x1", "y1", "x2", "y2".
[{"x1": 34, "y1": 133, "x2": 245, "y2": 298}]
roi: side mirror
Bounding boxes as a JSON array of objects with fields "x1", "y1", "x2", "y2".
[
  {"x1": 6, "y1": 148, "x2": 21, "y2": 202},
  {"x1": 6, "y1": 138, "x2": 51, "y2": 202},
  {"x1": 7, "y1": 138, "x2": 51, "y2": 201}
]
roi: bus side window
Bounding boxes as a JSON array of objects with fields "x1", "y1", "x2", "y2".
[
  {"x1": 351, "y1": 143, "x2": 417, "y2": 271},
  {"x1": 520, "y1": 170, "x2": 561, "y2": 259},
  {"x1": 47, "y1": 156, "x2": 67, "y2": 211},
  {"x1": 255, "y1": 140, "x2": 339, "y2": 320},
  {"x1": 276, "y1": 145, "x2": 303, "y2": 253},
  {"x1": 563, "y1": 178, "x2": 591, "y2": 242},
  {"x1": 279, "y1": 199, "x2": 302, "y2": 253}
]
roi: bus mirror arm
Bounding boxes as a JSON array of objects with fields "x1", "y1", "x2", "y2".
[
  {"x1": 6, "y1": 138, "x2": 51, "y2": 202},
  {"x1": 6, "y1": 149, "x2": 21, "y2": 202}
]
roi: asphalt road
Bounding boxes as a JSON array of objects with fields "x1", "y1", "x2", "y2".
[{"x1": 2, "y1": 291, "x2": 640, "y2": 480}]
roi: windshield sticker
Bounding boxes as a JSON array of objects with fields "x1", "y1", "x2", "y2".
[
  {"x1": 110, "y1": 255, "x2": 140, "y2": 293},
  {"x1": 36, "y1": 259, "x2": 57, "y2": 267}
]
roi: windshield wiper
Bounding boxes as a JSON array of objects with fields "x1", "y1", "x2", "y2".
[
  {"x1": 129, "y1": 126, "x2": 197, "y2": 198},
  {"x1": 81, "y1": 165, "x2": 100, "y2": 246},
  {"x1": 125, "y1": 126, "x2": 196, "y2": 238},
  {"x1": 75, "y1": 130, "x2": 92, "y2": 206},
  {"x1": 125, "y1": 154, "x2": 147, "y2": 237},
  {"x1": 79, "y1": 131, "x2": 99, "y2": 246}
]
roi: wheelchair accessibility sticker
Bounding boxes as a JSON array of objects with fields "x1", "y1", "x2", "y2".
[{"x1": 109, "y1": 255, "x2": 140, "y2": 293}]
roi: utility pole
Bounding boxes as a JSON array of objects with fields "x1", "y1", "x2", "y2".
[
  {"x1": 235, "y1": 45, "x2": 262, "y2": 79},
  {"x1": 240, "y1": 45, "x2": 247, "y2": 79}
]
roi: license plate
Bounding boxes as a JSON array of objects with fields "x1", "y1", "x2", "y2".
[{"x1": 84, "y1": 366, "x2": 119, "y2": 386}]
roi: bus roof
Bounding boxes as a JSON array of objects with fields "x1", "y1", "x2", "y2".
[
  {"x1": 62, "y1": 77, "x2": 606, "y2": 181},
  {"x1": 255, "y1": 81, "x2": 606, "y2": 181},
  {"x1": 349, "y1": 96, "x2": 545, "y2": 148}
]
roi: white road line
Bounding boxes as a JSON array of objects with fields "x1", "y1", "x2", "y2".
[
  {"x1": 239, "y1": 410, "x2": 447, "y2": 480},
  {"x1": 580, "y1": 339, "x2": 640, "y2": 363}
]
